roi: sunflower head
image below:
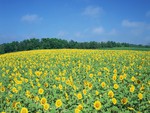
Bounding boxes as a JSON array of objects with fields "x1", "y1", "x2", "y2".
[
  {"x1": 94, "y1": 100, "x2": 102, "y2": 110},
  {"x1": 138, "y1": 93, "x2": 143, "y2": 100},
  {"x1": 108, "y1": 90, "x2": 114, "y2": 98},
  {"x1": 20, "y1": 107, "x2": 28, "y2": 113},
  {"x1": 43, "y1": 103, "x2": 50, "y2": 110},
  {"x1": 77, "y1": 93, "x2": 82, "y2": 100},
  {"x1": 121, "y1": 97, "x2": 128, "y2": 105},
  {"x1": 112, "y1": 75, "x2": 117, "y2": 81},
  {"x1": 77, "y1": 104, "x2": 83, "y2": 110},
  {"x1": 75, "y1": 108, "x2": 81, "y2": 113},
  {"x1": 130, "y1": 85, "x2": 135, "y2": 93},
  {"x1": 40, "y1": 97, "x2": 47, "y2": 105},
  {"x1": 114, "y1": 84, "x2": 119, "y2": 89},
  {"x1": 38, "y1": 88, "x2": 44, "y2": 94},
  {"x1": 112, "y1": 98, "x2": 117, "y2": 105},
  {"x1": 55, "y1": 99, "x2": 62, "y2": 108},
  {"x1": 101, "y1": 82, "x2": 106, "y2": 88},
  {"x1": 83, "y1": 89, "x2": 87, "y2": 95}
]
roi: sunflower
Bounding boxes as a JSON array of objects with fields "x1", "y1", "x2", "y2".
[
  {"x1": 66, "y1": 79, "x2": 71, "y2": 86},
  {"x1": 38, "y1": 88, "x2": 44, "y2": 94},
  {"x1": 101, "y1": 82, "x2": 106, "y2": 88},
  {"x1": 37, "y1": 82, "x2": 41, "y2": 87},
  {"x1": 112, "y1": 75, "x2": 117, "y2": 81},
  {"x1": 24, "y1": 79, "x2": 28, "y2": 83},
  {"x1": 77, "y1": 93, "x2": 82, "y2": 100},
  {"x1": 88, "y1": 82, "x2": 93, "y2": 89},
  {"x1": 43, "y1": 103, "x2": 50, "y2": 110},
  {"x1": 25, "y1": 90, "x2": 31, "y2": 97},
  {"x1": 138, "y1": 93, "x2": 143, "y2": 100},
  {"x1": 44, "y1": 82, "x2": 48, "y2": 88},
  {"x1": 140, "y1": 85, "x2": 144, "y2": 91},
  {"x1": 58, "y1": 84, "x2": 63, "y2": 90},
  {"x1": 35, "y1": 96, "x2": 39, "y2": 101},
  {"x1": 12, "y1": 87, "x2": 18, "y2": 93},
  {"x1": 130, "y1": 85, "x2": 135, "y2": 93},
  {"x1": 119, "y1": 75, "x2": 124, "y2": 81},
  {"x1": 83, "y1": 89, "x2": 87, "y2": 95},
  {"x1": 98, "y1": 72, "x2": 102, "y2": 76},
  {"x1": 62, "y1": 77, "x2": 66, "y2": 82},
  {"x1": 94, "y1": 100, "x2": 102, "y2": 110},
  {"x1": 40, "y1": 97, "x2": 47, "y2": 105},
  {"x1": 123, "y1": 74, "x2": 127, "y2": 79},
  {"x1": 53, "y1": 85, "x2": 56, "y2": 89},
  {"x1": 108, "y1": 90, "x2": 114, "y2": 98},
  {"x1": 112, "y1": 98, "x2": 117, "y2": 105},
  {"x1": 35, "y1": 71, "x2": 42, "y2": 77},
  {"x1": 12, "y1": 101, "x2": 20, "y2": 108},
  {"x1": 1, "y1": 86, "x2": 5, "y2": 92},
  {"x1": 12, "y1": 102, "x2": 17, "y2": 108},
  {"x1": 55, "y1": 99, "x2": 62, "y2": 108},
  {"x1": 113, "y1": 69, "x2": 117, "y2": 73},
  {"x1": 55, "y1": 77, "x2": 60, "y2": 81},
  {"x1": 77, "y1": 104, "x2": 83, "y2": 110},
  {"x1": 9, "y1": 94, "x2": 13, "y2": 98},
  {"x1": 89, "y1": 74, "x2": 93, "y2": 78},
  {"x1": 75, "y1": 108, "x2": 81, "y2": 113},
  {"x1": 113, "y1": 84, "x2": 119, "y2": 89},
  {"x1": 121, "y1": 97, "x2": 128, "y2": 105},
  {"x1": 131, "y1": 76, "x2": 136, "y2": 82},
  {"x1": 95, "y1": 90, "x2": 99, "y2": 95},
  {"x1": 20, "y1": 107, "x2": 28, "y2": 113}
]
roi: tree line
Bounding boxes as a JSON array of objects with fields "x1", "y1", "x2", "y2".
[{"x1": 0, "y1": 38, "x2": 149, "y2": 54}]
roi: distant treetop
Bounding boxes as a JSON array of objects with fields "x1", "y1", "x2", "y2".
[{"x1": 0, "y1": 38, "x2": 149, "y2": 54}]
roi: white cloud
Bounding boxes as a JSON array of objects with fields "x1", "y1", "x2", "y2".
[
  {"x1": 92, "y1": 27, "x2": 104, "y2": 34},
  {"x1": 146, "y1": 11, "x2": 150, "y2": 17},
  {"x1": 21, "y1": 14, "x2": 42, "y2": 23},
  {"x1": 122, "y1": 19, "x2": 150, "y2": 37},
  {"x1": 83, "y1": 6, "x2": 104, "y2": 17},
  {"x1": 122, "y1": 20, "x2": 144, "y2": 27}
]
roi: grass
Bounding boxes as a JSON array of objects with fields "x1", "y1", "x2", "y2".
[{"x1": 100, "y1": 47, "x2": 150, "y2": 51}]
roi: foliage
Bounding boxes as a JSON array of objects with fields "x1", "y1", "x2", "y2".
[
  {"x1": 0, "y1": 38, "x2": 149, "y2": 54},
  {"x1": 0, "y1": 49, "x2": 150, "y2": 112}
]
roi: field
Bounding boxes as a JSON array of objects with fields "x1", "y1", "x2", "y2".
[
  {"x1": 0, "y1": 49, "x2": 150, "y2": 113},
  {"x1": 100, "y1": 47, "x2": 150, "y2": 51}
]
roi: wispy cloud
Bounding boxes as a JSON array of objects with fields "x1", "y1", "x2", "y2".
[
  {"x1": 83, "y1": 6, "x2": 104, "y2": 17},
  {"x1": 21, "y1": 14, "x2": 42, "y2": 23},
  {"x1": 146, "y1": 11, "x2": 150, "y2": 17},
  {"x1": 92, "y1": 27, "x2": 104, "y2": 34},
  {"x1": 122, "y1": 20, "x2": 144, "y2": 27},
  {"x1": 122, "y1": 19, "x2": 150, "y2": 35},
  {"x1": 75, "y1": 32, "x2": 84, "y2": 38},
  {"x1": 108, "y1": 29, "x2": 118, "y2": 35},
  {"x1": 57, "y1": 31, "x2": 68, "y2": 37}
]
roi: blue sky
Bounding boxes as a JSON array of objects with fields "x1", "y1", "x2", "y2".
[{"x1": 0, "y1": 0, "x2": 150, "y2": 45}]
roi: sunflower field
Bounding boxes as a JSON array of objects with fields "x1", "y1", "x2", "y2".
[{"x1": 0, "y1": 49, "x2": 150, "y2": 113}]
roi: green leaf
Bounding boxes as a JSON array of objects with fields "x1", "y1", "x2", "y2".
[{"x1": 50, "y1": 108, "x2": 56, "y2": 113}]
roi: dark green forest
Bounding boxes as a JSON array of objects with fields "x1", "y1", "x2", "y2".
[{"x1": 0, "y1": 38, "x2": 149, "y2": 54}]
